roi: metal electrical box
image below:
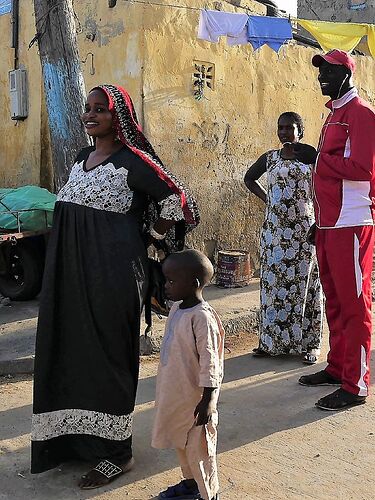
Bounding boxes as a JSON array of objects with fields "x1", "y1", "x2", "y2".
[{"x1": 9, "y1": 69, "x2": 28, "y2": 120}]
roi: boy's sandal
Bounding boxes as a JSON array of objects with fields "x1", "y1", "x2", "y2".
[
  {"x1": 299, "y1": 369, "x2": 341, "y2": 387},
  {"x1": 158, "y1": 479, "x2": 201, "y2": 499},
  {"x1": 315, "y1": 388, "x2": 366, "y2": 411},
  {"x1": 79, "y1": 457, "x2": 134, "y2": 490},
  {"x1": 252, "y1": 348, "x2": 271, "y2": 357},
  {"x1": 302, "y1": 352, "x2": 318, "y2": 365}
]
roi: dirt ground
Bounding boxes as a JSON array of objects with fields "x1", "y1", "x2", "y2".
[{"x1": 1, "y1": 329, "x2": 375, "y2": 500}]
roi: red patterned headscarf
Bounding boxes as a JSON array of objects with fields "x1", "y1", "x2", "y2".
[{"x1": 91, "y1": 85, "x2": 200, "y2": 238}]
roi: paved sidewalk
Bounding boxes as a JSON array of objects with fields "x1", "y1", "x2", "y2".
[{"x1": 0, "y1": 280, "x2": 260, "y2": 376}]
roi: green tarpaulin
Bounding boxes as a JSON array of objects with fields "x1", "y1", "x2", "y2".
[{"x1": 0, "y1": 186, "x2": 56, "y2": 232}]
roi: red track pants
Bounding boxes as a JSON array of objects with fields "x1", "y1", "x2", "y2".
[{"x1": 316, "y1": 226, "x2": 374, "y2": 396}]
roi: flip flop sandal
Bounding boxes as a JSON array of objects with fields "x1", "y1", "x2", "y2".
[
  {"x1": 79, "y1": 458, "x2": 134, "y2": 490},
  {"x1": 252, "y1": 348, "x2": 271, "y2": 357},
  {"x1": 316, "y1": 388, "x2": 366, "y2": 411},
  {"x1": 158, "y1": 480, "x2": 201, "y2": 499},
  {"x1": 302, "y1": 352, "x2": 318, "y2": 365}
]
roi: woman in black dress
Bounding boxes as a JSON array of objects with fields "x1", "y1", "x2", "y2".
[{"x1": 31, "y1": 84, "x2": 199, "y2": 489}]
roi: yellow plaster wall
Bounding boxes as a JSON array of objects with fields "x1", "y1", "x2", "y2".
[
  {"x1": 0, "y1": 0, "x2": 42, "y2": 188},
  {"x1": 81, "y1": 0, "x2": 374, "y2": 261},
  {"x1": 77, "y1": 1, "x2": 146, "y2": 119},
  {"x1": 2, "y1": 0, "x2": 375, "y2": 263}
]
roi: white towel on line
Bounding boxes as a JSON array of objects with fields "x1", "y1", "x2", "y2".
[{"x1": 198, "y1": 9, "x2": 249, "y2": 46}]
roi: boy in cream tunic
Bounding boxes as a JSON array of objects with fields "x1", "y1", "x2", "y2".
[{"x1": 152, "y1": 250, "x2": 224, "y2": 500}]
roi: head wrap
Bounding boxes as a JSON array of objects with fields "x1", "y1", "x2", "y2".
[{"x1": 91, "y1": 84, "x2": 200, "y2": 251}]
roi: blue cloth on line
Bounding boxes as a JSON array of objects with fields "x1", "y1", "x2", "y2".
[{"x1": 247, "y1": 16, "x2": 293, "y2": 53}]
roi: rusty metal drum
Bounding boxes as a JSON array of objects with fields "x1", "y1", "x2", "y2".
[{"x1": 216, "y1": 250, "x2": 251, "y2": 288}]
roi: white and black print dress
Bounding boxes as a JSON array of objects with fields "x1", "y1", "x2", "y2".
[
  {"x1": 31, "y1": 146, "x2": 184, "y2": 473},
  {"x1": 259, "y1": 150, "x2": 323, "y2": 355}
]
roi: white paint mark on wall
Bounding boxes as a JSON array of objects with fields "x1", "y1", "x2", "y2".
[{"x1": 125, "y1": 32, "x2": 142, "y2": 78}]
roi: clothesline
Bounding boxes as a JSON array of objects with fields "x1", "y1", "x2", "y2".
[
  {"x1": 198, "y1": 9, "x2": 375, "y2": 57},
  {"x1": 125, "y1": 0, "x2": 204, "y2": 12},
  {"x1": 124, "y1": 0, "x2": 375, "y2": 57},
  {"x1": 124, "y1": 0, "x2": 261, "y2": 13},
  {"x1": 198, "y1": 10, "x2": 293, "y2": 53}
]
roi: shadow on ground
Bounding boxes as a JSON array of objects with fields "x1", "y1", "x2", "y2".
[
  {"x1": 3, "y1": 349, "x2": 374, "y2": 499},
  {"x1": 0, "y1": 300, "x2": 39, "y2": 326}
]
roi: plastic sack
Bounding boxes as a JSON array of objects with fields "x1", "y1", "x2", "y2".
[{"x1": 0, "y1": 185, "x2": 56, "y2": 232}]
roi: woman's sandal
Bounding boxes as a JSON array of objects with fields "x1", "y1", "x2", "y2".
[
  {"x1": 315, "y1": 388, "x2": 366, "y2": 411},
  {"x1": 79, "y1": 457, "x2": 134, "y2": 490},
  {"x1": 302, "y1": 350, "x2": 320, "y2": 365},
  {"x1": 252, "y1": 348, "x2": 271, "y2": 357}
]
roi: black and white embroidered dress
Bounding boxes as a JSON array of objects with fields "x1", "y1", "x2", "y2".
[{"x1": 31, "y1": 146, "x2": 184, "y2": 473}]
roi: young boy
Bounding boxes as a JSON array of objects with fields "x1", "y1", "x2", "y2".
[{"x1": 152, "y1": 250, "x2": 225, "y2": 500}]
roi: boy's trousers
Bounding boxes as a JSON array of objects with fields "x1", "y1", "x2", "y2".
[
  {"x1": 316, "y1": 225, "x2": 374, "y2": 395},
  {"x1": 176, "y1": 417, "x2": 219, "y2": 500}
]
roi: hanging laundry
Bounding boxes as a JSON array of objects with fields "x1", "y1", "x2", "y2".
[
  {"x1": 198, "y1": 10, "x2": 249, "y2": 46},
  {"x1": 247, "y1": 16, "x2": 293, "y2": 53},
  {"x1": 298, "y1": 19, "x2": 375, "y2": 58}
]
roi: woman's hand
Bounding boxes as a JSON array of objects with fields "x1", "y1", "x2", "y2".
[
  {"x1": 147, "y1": 218, "x2": 173, "y2": 251},
  {"x1": 146, "y1": 234, "x2": 159, "y2": 248},
  {"x1": 153, "y1": 218, "x2": 175, "y2": 237}
]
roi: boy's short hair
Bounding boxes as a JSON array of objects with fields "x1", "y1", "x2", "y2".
[{"x1": 166, "y1": 249, "x2": 214, "y2": 286}]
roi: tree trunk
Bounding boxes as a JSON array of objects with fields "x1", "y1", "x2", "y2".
[{"x1": 33, "y1": 0, "x2": 89, "y2": 191}]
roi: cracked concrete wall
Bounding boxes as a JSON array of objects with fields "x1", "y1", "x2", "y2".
[
  {"x1": 2, "y1": 0, "x2": 375, "y2": 269},
  {"x1": 298, "y1": 0, "x2": 375, "y2": 22}
]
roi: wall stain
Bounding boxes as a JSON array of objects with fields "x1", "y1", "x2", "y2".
[
  {"x1": 192, "y1": 121, "x2": 221, "y2": 150},
  {"x1": 84, "y1": 18, "x2": 125, "y2": 47}
]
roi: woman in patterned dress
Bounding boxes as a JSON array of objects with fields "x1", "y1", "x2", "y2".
[
  {"x1": 244, "y1": 112, "x2": 323, "y2": 363},
  {"x1": 31, "y1": 85, "x2": 199, "y2": 489}
]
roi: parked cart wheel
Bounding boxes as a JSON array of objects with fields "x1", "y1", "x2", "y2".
[{"x1": 0, "y1": 238, "x2": 44, "y2": 300}]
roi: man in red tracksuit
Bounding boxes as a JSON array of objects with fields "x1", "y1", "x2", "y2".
[{"x1": 294, "y1": 50, "x2": 375, "y2": 410}]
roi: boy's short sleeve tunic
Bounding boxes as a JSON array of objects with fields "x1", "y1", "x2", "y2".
[{"x1": 152, "y1": 301, "x2": 225, "y2": 450}]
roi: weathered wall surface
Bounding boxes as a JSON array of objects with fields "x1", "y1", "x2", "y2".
[
  {"x1": 298, "y1": 0, "x2": 375, "y2": 22},
  {"x1": 0, "y1": 0, "x2": 43, "y2": 188},
  {"x1": 2, "y1": 0, "x2": 375, "y2": 266},
  {"x1": 139, "y1": 7, "x2": 322, "y2": 260}
]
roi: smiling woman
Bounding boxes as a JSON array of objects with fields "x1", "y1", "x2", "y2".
[
  {"x1": 31, "y1": 84, "x2": 199, "y2": 490},
  {"x1": 80, "y1": 89, "x2": 125, "y2": 169}
]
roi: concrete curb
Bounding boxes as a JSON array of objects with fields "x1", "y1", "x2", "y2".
[
  {"x1": 223, "y1": 309, "x2": 259, "y2": 336},
  {"x1": 0, "y1": 357, "x2": 34, "y2": 377},
  {"x1": 0, "y1": 309, "x2": 260, "y2": 375},
  {"x1": 140, "y1": 309, "x2": 259, "y2": 356}
]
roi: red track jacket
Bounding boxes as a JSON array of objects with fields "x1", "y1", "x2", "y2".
[{"x1": 313, "y1": 88, "x2": 375, "y2": 229}]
